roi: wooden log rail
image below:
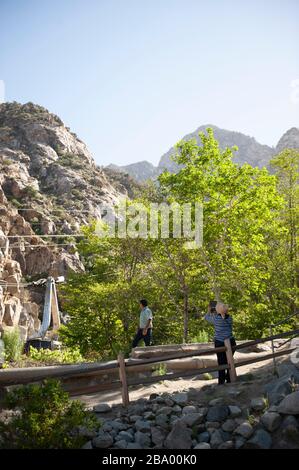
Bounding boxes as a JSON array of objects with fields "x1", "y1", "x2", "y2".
[{"x1": 0, "y1": 328, "x2": 298, "y2": 405}]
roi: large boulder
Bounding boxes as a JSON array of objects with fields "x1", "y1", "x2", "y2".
[
  {"x1": 244, "y1": 429, "x2": 272, "y2": 449},
  {"x1": 92, "y1": 431, "x2": 113, "y2": 449},
  {"x1": 264, "y1": 368, "x2": 299, "y2": 405},
  {"x1": 2, "y1": 297, "x2": 22, "y2": 326},
  {"x1": 260, "y1": 412, "x2": 282, "y2": 432},
  {"x1": 234, "y1": 422, "x2": 254, "y2": 439},
  {"x1": 165, "y1": 420, "x2": 192, "y2": 449},
  {"x1": 206, "y1": 405, "x2": 229, "y2": 422},
  {"x1": 277, "y1": 392, "x2": 299, "y2": 415}
]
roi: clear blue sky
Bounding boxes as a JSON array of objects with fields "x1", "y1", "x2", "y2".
[{"x1": 0, "y1": 0, "x2": 298, "y2": 166}]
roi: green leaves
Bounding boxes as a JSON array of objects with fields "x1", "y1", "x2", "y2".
[
  {"x1": 0, "y1": 380, "x2": 97, "y2": 449},
  {"x1": 59, "y1": 130, "x2": 297, "y2": 351}
]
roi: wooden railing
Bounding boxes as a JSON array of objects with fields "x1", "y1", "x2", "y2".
[{"x1": 0, "y1": 328, "x2": 298, "y2": 405}]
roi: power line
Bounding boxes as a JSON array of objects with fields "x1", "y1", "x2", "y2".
[
  {"x1": 5, "y1": 234, "x2": 84, "y2": 238},
  {"x1": 1, "y1": 206, "x2": 102, "y2": 214},
  {"x1": 6, "y1": 244, "x2": 80, "y2": 249},
  {"x1": 24, "y1": 221, "x2": 80, "y2": 226}
]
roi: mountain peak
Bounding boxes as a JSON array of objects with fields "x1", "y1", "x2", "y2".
[{"x1": 276, "y1": 127, "x2": 299, "y2": 153}]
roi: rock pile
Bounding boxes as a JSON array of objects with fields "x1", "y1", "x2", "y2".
[{"x1": 83, "y1": 385, "x2": 299, "y2": 450}]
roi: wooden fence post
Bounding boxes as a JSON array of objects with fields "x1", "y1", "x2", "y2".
[
  {"x1": 224, "y1": 338, "x2": 237, "y2": 383},
  {"x1": 118, "y1": 352, "x2": 129, "y2": 406}
]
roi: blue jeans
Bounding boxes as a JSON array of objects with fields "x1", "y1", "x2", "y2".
[{"x1": 132, "y1": 328, "x2": 152, "y2": 348}]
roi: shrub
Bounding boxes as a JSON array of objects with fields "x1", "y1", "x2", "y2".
[
  {"x1": 28, "y1": 346, "x2": 84, "y2": 364},
  {"x1": 190, "y1": 330, "x2": 210, "y2": 343},
  {"x1": 2, "y1": 328, "x2": 24, "y2": 362},
  {"x1": 24, "y1": 185, "x2": 39, "y2": 198},
  {"x1": 58, "y1": 153, "x2": 84, "y2": 170},
  {"x1": 0, "y1": 380, "x2": 98, "y2": 449},
  {"x1": 8, "y1": 197, "x2": 22, "y2": 208},
  {"x1": 1, "y1": 158, "x2": 12, "y2": 165},
  {"x1": 152, "y1": 363, "x2": 167, "y2": 376}
]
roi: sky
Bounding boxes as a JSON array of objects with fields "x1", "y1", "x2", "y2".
[{"x1": 0, "y1": 0, "x2": 298, "y2": 166}]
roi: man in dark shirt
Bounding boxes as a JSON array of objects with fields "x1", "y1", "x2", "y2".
[{"x1": 205, "y1": 302, "x2": 236, "y2": 385}]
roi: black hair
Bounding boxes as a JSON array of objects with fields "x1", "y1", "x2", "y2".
[{"x1": 140, "y1": 299, "x2": 148, "y2": 307}]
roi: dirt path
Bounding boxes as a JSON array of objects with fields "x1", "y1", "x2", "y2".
[{"x1": 77, "y1": 354, "x2": 284, "y2": 410}]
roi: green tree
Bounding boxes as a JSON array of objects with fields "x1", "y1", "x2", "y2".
[
  {"x1": 270, "y1": 149, "x2": 299, "y2": 316},
  {"x1": 159, "y1": 128, "x2": 284, "y2": 337}
]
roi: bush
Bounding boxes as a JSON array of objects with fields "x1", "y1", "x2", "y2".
[
  {"x1": 24, "y1": 185, "x2": 39, "y2": 198},
  {"x1": 0, "y1": 380, "x2": 98, "y2": 449},
  {"x1": 189, "y1": 330, "x2": 210, "y2": 343},
  {"x1": 28, "y1": 346, "x2": 84, "y2": 364},
  {"x1": 152, "y1": 363, "x2": 167, "y2": 376},
  {"x1": 2, "y1": 328, "x2": 24, "y2": 362}
]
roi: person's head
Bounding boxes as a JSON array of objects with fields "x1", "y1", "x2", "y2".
[
  {"x1": 216, "y1": 302, "x2": 229, "y2": 316},
  {"x1": 140, "y1": 299, "x2": 148, "y2": 309}
]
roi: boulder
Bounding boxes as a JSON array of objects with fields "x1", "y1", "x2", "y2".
[
  {"x1": 234, "y1": 422, "x2": 254, "y2": 439},
  {"x1": 180, "y1": 413, "x2": 204, "y2": 427},
  {"x1": 218, "y1": 441, "x2": 234, "y2": 449},
  {"x1": 250, "y1": 397, "x2": 266, "y2": 411},
  {"x1": 155, "y1": 414, "x2": 169, "y2": 427},
  {"x1": 206, "y1": 421, "x2": 220, "y2": 429},
  {"x1": 156, "y1": 406, "x2": 173, "y2": 416},
  {"x1": 222, "y1": 419, "x2": 236, "y2": 432},
  {"x1": 115, "y1": 431, "x2": 134, "y2": 443},
  {"x1": 135, "y1": 431, "x2": 151, "y2": 448},
  {"x1": 264, "y1": 369, "x2": 299, "y2": 405},
  {"x1": 135, "y1": 420, "x2": 151, "y2": 433},
  {"x1": 172, "y1": 392, "x2": 189, "y2": 406},
  {"x1": 260, "y1": 412, "x2": 282, "y2": 432},
  {"x1": 244, "y1": 429, "x2": 272, "y2": 449},
  {"x1": 113, "y1": 439, "x2": 127, "y2": 449},
  {"x1": 127, "y1": 442, "x2": 142, "y2": 449},
  {"x1": 3, "y1": 297, "x2": 22, "y2": 326},
  {"x1": 165, "y1": 420, "x2": 192, "y2": 449},
  {"x1": 209, "y1": 398, "x2": 224, "y2": 406},
  {"x1": 277, "y1": 391, "x2": 299, "y2": 415},
  {"x1": 151, "y1": 427, "x2": 166, "y2": 446},
  {"x1": 281, "y1": 415, "x2": 298, "y2": 429},
  {"x1": 194, "y1": 442, "x2": 211, "y2": 449},
  {"x1": 82, "y1": 440, "x2": 93, "y2": 449},
  {"x1": 198, "y1": 431, "x2": 210, "y2": 443},
  {"x1": 182, "y1": 405, "x2": 198, "y2": 414},
  {"x1": 92, "y1": 432, "x2": 113, "y2": 449},
  {"x1": 206, "y1": 405, "x2": 229, "y2": 422},
  {"x1": 93, "y1": 403, "x2": 111, "y2": 413},
  {"x1": 210, "y1": 429, "x2": 224, "y2": 448}
]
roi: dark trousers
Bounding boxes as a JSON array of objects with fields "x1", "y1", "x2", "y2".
[
  {"x1": 132, "y1": 328, "x2": 152, "y2": 348},
  {"x1": 215, "y1": 337, "x2": 236, "y2": 385}
]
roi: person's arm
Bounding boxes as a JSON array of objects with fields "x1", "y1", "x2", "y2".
[
  {"x1": 142, "y1": 309, "x2": 153, "y2": 335},
  {"x1": 204, "y1": 313, "x2": 215, "y2": 324},
  {"x1": 142, "y1": 318, "x2": 151, "y2": 336}
]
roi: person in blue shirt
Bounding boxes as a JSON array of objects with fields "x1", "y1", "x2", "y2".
[
  {"x1": 132, "y1": 299, "x2": 153, "y2": 349},
  {"x1": 205, "y1": 301, "x2": 236, "y2": 385}
]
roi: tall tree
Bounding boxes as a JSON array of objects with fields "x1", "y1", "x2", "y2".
[{"x1": 270, "y1": 149, "x2": 299, "y2": 315}]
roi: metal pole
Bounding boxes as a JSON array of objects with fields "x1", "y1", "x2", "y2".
[{"x1": 270, "y1": 325, "x2": 278, "y2": 377}]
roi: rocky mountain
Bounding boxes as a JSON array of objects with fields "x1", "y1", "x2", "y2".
[
  {"x1": 107, "y1": 161, "x2": 160, "y2": 182},
  {"x1": 109, "y1": 125, "x2": 299, "y2": 182},
  {"x1": 0, "y1": 102, "x2": 137, "y2": 340},
  {"x1": 276, "y1": 127, "x2": 299, "y2": 153}
]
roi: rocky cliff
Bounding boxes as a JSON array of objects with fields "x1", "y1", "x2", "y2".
[{"x1": 0, "y1": 102, "x2": 136, "y2": 340}]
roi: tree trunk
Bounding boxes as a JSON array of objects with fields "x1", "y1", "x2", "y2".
[{"x1": 183, "y1": 290, "x2": 189, "y2": 343}]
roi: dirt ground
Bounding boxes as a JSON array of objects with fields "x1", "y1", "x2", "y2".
[{"x1": 77, "y1": 353, "x2": 292, "y2": 410}]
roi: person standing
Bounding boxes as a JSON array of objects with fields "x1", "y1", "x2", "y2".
[
  {"x1": 132, "y1": 299, "x2": 153, "y2": 348},
  {"x1": 205, "y1": 301, "x2": 236, "y2": 385}
]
